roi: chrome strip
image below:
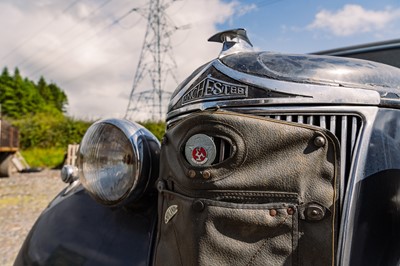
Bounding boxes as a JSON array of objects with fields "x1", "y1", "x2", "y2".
[
  {"x1": 330, "y1": 116, "x2": 336, "y2": 134},
  {"x1": 167, "y1": 98, "x2": 380, "y2": 122},
  {"x1": 212, "y1": 60, "x2": 381, "y2": 104},
  {"x1": 219, "y1": 139, "x2": 226, "y2": 163},
  {"x1": 340, "y1": 116, "x2": 347, "y2": 208},
  {"x1": 307, "y1": 116, "x2": 314, "y2": 125},
  {"x1": 338, "y1": 107, "x2": 378, "y2": 265},
  {"x1": 350, "y1": 117, "x2": 358, "y2": 158},
  {"x1": 169, "y1": 61, "x2": 214, "y2": 108},
  {"x1": 320, "y1": 115, "x2": 326, "y2": 129}
]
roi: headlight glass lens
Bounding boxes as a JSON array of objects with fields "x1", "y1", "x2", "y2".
[{"x1": 78, "y1": 122, "x2": 137, "y2": 205}]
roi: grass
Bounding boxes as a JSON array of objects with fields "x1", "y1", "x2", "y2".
[{"x1": 20, "y1": 147, "x2": 66, "y2": 169}]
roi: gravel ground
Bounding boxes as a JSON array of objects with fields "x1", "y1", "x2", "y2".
[{"x1": 0, "y1": 170, "x2": 66, "y2": 266}]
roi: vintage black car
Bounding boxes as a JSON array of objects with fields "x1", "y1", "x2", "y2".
[{"x1": 15, "y1": 29, "x2": 400, "y2": 266}]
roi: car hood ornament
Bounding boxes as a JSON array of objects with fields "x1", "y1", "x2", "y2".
[{"x1": 208, "y1": 28, "x2": 253, "y2": 58}]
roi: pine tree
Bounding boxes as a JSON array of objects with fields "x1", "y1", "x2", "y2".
[{"x1": 0, "y1": 68, "x2": 68, "y2": 118}]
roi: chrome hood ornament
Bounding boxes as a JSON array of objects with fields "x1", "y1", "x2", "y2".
[{"x1": 208, "y1": 28, "x2": 253, "y2": 58}]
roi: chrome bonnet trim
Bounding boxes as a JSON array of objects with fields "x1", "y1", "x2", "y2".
[
  {"x1": 167, "y1": 98, "x2": 378, "y2": 121},
  {"x1": 167, "y1": 105, "x2": 372, "y2": 124},
  {"x1": 167, "y1": 59, "x2": 381, "y2": 120},
  {"x1": 212, "y1": 60, "x2": 381, "y2": 104},
  {"x1": 169, "y1": 61, "x2": 214, "y2": 109},
  {"x1": 337, "y1": 107, "x2": 378, "y2": 265}
]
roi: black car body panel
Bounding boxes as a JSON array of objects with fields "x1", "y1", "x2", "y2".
[{"x1": 15, "y1": 187, "x2": 157, "y2": 266}]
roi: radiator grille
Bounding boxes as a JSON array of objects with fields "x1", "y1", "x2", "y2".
[{"x1": 263, "y1": 113, "x2": 363, "y2": 205}]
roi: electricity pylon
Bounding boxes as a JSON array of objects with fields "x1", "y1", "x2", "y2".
[{"x1": 125, "y1": 0, "x2": 180, "y2": 121}]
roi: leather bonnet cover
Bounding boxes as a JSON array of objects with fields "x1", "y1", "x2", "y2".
[{"x1": 154, "y1": 110, "x2": 339, "y2": 266}]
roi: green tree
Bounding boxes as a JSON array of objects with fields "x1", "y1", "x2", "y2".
[
  {"x1": 0, "y1": 68, "x2": 21, "y2": 118},
  {"x1": 48, "y1": 83, "x2": 68, "y2": 112},
  {"x1": 0, "y1": 68, "x2": 68, "y2": 118}
]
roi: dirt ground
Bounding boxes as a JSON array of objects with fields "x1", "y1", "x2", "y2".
[{"x1": 0, "y1": 170, "x2": 66, "y2": 266}]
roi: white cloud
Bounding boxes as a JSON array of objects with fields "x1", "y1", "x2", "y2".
[
  {"x1": 235, "y1": 3, "x2": 257, "y2": 17},
  {"x1": 0, "y1": 0, "x2": 234, "y2": 121},
  {"x1": 226, "y1": 1, "x2": 257, "y2": 26},
  {"x1": 308, "y1": 4, "x2": 400, "y2": 36}
]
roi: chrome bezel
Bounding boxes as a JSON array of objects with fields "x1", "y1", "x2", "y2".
[{"x1": 79, "y1": 118, "x2": 160, "y2": 206}]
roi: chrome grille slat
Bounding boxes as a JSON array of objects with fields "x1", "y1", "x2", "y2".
[
  {"x1": 320, "y1": 116, "x2": 326, "y2": 129},
  {"x1": 330, "y1": 116, "x2": 336, "y2": 134},
  {"x1": 307, "y1": 116, "x2": 314, "y2": 125},
  {"x1": 219, "y1": 138, "x2": 226, "y2": 162},
  {"x1": 340, "y1": 116, "x2": 348, "y2": 207},
  {"x1": 350, "y1": 117, "x2": 358, "y2": 157}
]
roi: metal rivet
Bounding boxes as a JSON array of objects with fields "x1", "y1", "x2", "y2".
[
  {"x1": 287, "y1": 207, "x2": 294, "y2": 215},
  {"x1": 306, "y1": 204, "x2": 325, "y2": 221},
  {"x1": 192, "y1": 200, "x2": 205, "y2": 212},
  {"x1": 269, "y1": 209, "x2": 277, "y2": 217},
  {"x1": 314, "y1": 135, "x2": 326, "y2": 147},
  {"x1": 202, "y1": 170, "x2": 211, "y2": 179},
  {"x1": 187, "y1": 170, "x2": 196, "y2": 178}
]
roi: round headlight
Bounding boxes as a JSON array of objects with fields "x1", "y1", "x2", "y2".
[{"x1": 78, "y1": 119, "x2": 160, "y2": 206}]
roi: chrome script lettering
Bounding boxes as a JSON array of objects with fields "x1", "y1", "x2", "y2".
[{"x1": 182, "y1": 75, "x2": 248, "y2": 105}]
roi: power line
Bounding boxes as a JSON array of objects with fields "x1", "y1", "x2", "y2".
[
  {"x1": 16, "y1": 0, "x2": 113, "y2": 69},
  {"x1": 29, "y1": 5, "x2": 142, "y2": 78},
  {"x1": 125, "y1": 0, "x2": 181, "y2": 121},
  {"x1": 233, "y1": 0, "x2": 286, "y2": 15},
  {"x1": 256, "y1": 0, "x2": 285, "y2": 8},
  {"x1": 0, "y1": 0, "x2": 81, "y2": 63}
]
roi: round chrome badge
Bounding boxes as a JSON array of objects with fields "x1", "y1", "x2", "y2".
[{"x1": 185, "y1": 134, "x2": 216, "y2": 166}]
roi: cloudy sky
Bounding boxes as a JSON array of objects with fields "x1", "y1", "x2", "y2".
[{"x1": 1, "y1": 0, "x2": 400, "y2": 121}]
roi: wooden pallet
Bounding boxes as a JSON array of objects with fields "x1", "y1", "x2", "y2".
[{"x1": 66, "y1": 144, "x2": 80, "y2": 166}]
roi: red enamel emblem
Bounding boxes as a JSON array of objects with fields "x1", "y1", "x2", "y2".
[
  {"x1": 192, "y1": 147, "x2": 207, "y2": 164},
  {"x1": 185, "y1": 134, "x2": 216, "y2": 166}
]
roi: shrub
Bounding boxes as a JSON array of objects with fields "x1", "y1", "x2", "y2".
[
  {"x1": 11, "y1": 113, "x2": 92, "y2": 150},
  {"x1": 139, "y1": 121, "x2": 166, "y2": 141}
]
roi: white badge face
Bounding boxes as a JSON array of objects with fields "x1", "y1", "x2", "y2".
[{"x1": 184, "y1": 134, "x2": 217, "y2": 166}]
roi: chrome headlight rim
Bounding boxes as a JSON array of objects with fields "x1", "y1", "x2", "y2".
[{"x1": 78, "y1": 118, "x2": 160, "y2": 206}]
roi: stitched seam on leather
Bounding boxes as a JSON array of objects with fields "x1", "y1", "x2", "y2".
[{"x1": 173, "y1": 182, "x2": 299, "y2": 200}]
